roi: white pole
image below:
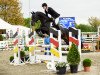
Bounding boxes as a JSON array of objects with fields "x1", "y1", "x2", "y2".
[
  {"x1": 78, "y1": 29, "x2": 82, "y2": 71},
  {"x1": 58, "y1": 30, "x2": 62, "y2": 62}
]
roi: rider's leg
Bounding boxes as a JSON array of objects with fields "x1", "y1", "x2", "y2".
[
  {"x1": 52, "y1": 19, "x2": 56, "y2": 26},
  {"x1": 52, "y1": 17, "x2": 59, "y2": 27},
  {"x1": 55, "y1": 17, "x2": 59, "y2": 24},
  {"x1": 52, "y1": 17, "x2": 59, "y2": 26}
]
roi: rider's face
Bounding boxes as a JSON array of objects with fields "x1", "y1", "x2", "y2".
[{"x1": 43, "y1": 6, "x2": 47, "y2": 10}]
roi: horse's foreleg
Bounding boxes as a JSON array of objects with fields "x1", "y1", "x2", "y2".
[{"x1": 32, "y1": 26, "x2": 35, "y2": 32}]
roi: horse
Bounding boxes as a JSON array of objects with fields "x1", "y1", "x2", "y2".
[
  {"x1": 31, "y1": 11, "x2": 50, "y2": 35},
  {"x1": 31, "y1": 11, "x2": 69, "y2": 44}
]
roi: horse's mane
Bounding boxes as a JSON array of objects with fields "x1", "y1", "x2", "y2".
[{"x1": 35, "y1": 11, "x2": 48, "y2": 20}]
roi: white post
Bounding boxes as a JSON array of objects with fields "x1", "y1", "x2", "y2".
[
  {"x1": 69, "y1": 32, "x2": 72, "y2": 47},
  {"x1": 92, "y1": 36, "x2": 95, "y2": 52},
  {"x1": 33, "y1": 31, "x2": 36, "y2": 44},
  {"x1": 50, "y1": 32, "x2": 55, "y2": 71},
  {"x1": 97, "y1": 26, "x2": 100, "y2": 37},
  {"x1": 29, "y1": 51, "x2": 32, "y2": 64},
  {"x1": 14, "y1": 52, "x2": 17, "y2": 65},
  {"x1": 29, "y1": 31, "x2": 36, "y2": 64},
  {"x1": 50, "y1": 32, "x2": 54, "y2": 62},
  {"x1": 18, "y1": 31, "x2": 20, "y2": 65},
  {"x1": 33, "y1": 31, "x2": 36, "y2": 63},
  {"x1": 18, "y1": 47, "x2": 20, "y2": 65},
  {"x1": 78, "y1": 29, "x2": 82, "y2": 71},
  {"x1": 58, "y1": 30, "x2": 62, "y2": 62},
  {"x1": 13, "y1": 29, "x2": 19, "y2": 65}
]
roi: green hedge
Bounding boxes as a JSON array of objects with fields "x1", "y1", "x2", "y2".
[{"x1": 0, "y1": 35, "x2": 3, "y2": 41}]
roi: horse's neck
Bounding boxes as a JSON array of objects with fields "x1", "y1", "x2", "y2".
[
  {"x1": 37, "y1": 12, "x2": 48, "y2": 19},
  {"x1": 36, "y1": 12, "x2": 50, "y2": 27},
  {"x1": 37, "y1": 15, "x2": 47, "y2": 25}
]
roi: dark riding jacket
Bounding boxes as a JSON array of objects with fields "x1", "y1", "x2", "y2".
[{"x1": 45, "y1": 7, "x2": 60, "y2": 19}]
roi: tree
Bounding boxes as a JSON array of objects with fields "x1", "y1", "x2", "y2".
[
  {"x1": 24, "y1": 18, "x2": 31, "y2": 28},
  {"x1": 88, "y1": 17, "x2": 100, "y2": 31},
  {"x1": 67, "y1": 43, "x2": 80, "y2": 65},
  {"x1": 0, "y1": 0, "x2": 24, "y2": 25},
  {"x1": 76, "y1": 24, "x2": 94, "y2": 32}
]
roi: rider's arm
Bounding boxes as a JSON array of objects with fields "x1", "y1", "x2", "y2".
[{"x1": 45, "y1": 10, "x2": 48, "y2": 17}]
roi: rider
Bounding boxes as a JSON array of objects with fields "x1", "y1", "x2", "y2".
[
  {"x1": 43, "y1": 33, "x2": 51, "y2": 55},
  {"x1": 42, "y1": 3, "x2": 60, "y2": 26}
]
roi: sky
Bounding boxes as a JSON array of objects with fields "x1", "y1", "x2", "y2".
[{"x1": 20, "y1": 0, "x2": 100, "y2": 24}]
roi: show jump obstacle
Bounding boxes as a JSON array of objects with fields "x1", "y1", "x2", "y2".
[
  {"x1": 10, "y1": 28, "x2": 25, "y2": 65},
  {"x1": 10, "y1": 26, "x2": 81, "y2": 71}
]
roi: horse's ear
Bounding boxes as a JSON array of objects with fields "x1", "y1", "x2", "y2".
[{"x1": 31, "y1": 11, "x2": 35, "y2": 14}]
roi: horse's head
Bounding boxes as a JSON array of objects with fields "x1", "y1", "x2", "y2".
[
  {"x1": 31, "y1": 11, "x2": 38, "y2": 26},
  {"x1": 31, "y1": 11, "x2": 51, "y2": 37}
]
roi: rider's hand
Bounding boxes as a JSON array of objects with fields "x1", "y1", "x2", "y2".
[{"x1": 49, "y1": 18, "x2": 53, "y2": 22}]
